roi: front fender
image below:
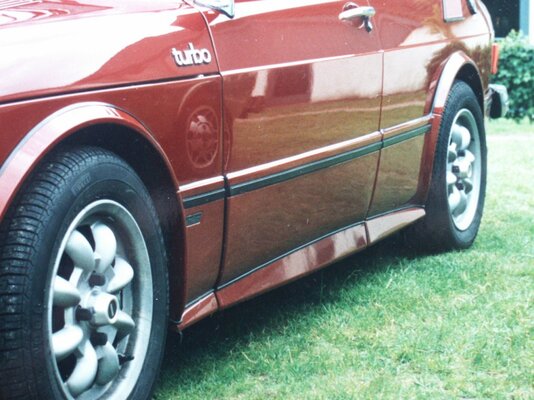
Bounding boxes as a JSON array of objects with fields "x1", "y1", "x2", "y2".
[{"x1": 0, "y1": 102, "x2": 176, "y2": 221}]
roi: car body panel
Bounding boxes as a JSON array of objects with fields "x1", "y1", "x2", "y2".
[
  {"x1": 217, "y1": 222, "x2": 369, "y2": 309},
  {"x1": 368, "y1": 116, "x2": 432, "y2": 215},
  {"x1": 0, "y1": 1, "x2": 227, "y2": 310},
  {"x1": 0, "y1": 76, "x2": 224, "y2": 206},
  {"x1": 367, "y1": 0, "x2": 492, "y2": 216},
  {"x1": 183, "y1": 207, "x2": 425, "y2": 321},
  {"x1": 0, "y1": 101, "x2": 167, "y2": 219},
  {"x1": 178, "y1": 291, "x2": 218, "y2": 330},
  {"x1": 0, "y1": 0, "x2": 218, "y2": 104},
  {"x1": 197, "y1": 0, "x2": 384, "y2": 288},
  {"x1": 0, "y1": 77, "x2": 226, "y2": 315},
  {"x1": 0, "y1": 0, "x2": 495, "y2": 329}
]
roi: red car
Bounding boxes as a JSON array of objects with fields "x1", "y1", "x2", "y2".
[{"x1": 0, "y1": 0, "x2": 508, "y2": 398}]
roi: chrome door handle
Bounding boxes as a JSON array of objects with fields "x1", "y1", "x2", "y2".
[
  {"x1": 339, "y1": 6, "x2": 375, "y2": 32},
  {"x1": 339, "y1": 6, "x2": 375, "y2": 21}
]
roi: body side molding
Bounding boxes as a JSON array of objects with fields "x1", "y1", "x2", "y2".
[
  {"x1": 176, "y1": 291, "x2": 219, "y2": 330},
  {"x1": 174, "y1": 207, "x2": 425, "y2": 325},
  {"x1": 179, "y1": 124, "x2": 431, "y2": 208}
]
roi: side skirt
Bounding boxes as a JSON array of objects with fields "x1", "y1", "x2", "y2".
[
  {"x1": 174, "y1": 207, "x2": 425, "y2": 330},
  {"x1": 176, "y1": 291, "x2": 218, "y2": 331}
]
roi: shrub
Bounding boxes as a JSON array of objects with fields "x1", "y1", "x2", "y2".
[{"x1": 492, "y1": 31, "x2": 534, "y2": 122}]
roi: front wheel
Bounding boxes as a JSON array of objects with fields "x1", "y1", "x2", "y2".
[
  {"x1": 410, "y1": 81, "x2": 487, "y2": 250},
  {"x1": 0, "y1": 146, "x2": 168, "y2": 399}
]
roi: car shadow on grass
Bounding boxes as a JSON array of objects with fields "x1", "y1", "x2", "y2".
[{"x1": 158, "y1": 231, "x2": 428, "y2": 389}]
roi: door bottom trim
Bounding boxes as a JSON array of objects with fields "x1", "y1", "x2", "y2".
[
  {"x1": 215, "y1": 207, "x2": 425, "y2": 309},
  {"x1": 175, "y1": 207, "x2": 426, "y2": 330}
]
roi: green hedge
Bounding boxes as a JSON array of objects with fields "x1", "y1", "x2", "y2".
[{"x1": 492, "y1": 31, "x2": 534, "y2": 122}]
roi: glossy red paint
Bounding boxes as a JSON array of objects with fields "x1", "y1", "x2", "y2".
[
  {"x1": 179, "y1": 176, "x2": 225, "y2": 198},
  {"x1": 0, "y1": 0, "x2": 495, "y2": 334},
  {"x1": 177, "y1": 292, "x2": 219, "y2": 330},
  {"x1": 0, "y1": 0, "x2": 217, "y2": 103},
  {"x1": 221, "y1": 152, "x2": 379, "y2": 285},
  {"x1": 198, "y1": 0, "x2": 384, "y2": 288},
  {"x1": 0, "y1": 76, "x2": 224, "y2": 321},
  {"x1": 0, "y1": 78, "x2": 224, "y2": 198},
  {"x1": 431, "y1": 52, "x2": 482, "y2": 116},
  {"x1": 369, "y1": 116, "x2": 432, "y2": 216},
  {"x1": 182, "y1": 200, "x2": 224, "y2": 302},
  {"x1": 0, "y1": 103, "x2": 166, "y2": 221},
  {"x1": 215, "y1": 206, "x2": 425, "y2": 310},
  {"x1": 366, "y1": 207, "x2": 426, "y2": 244},
  {"x1": 366, "y1": 0, "x2": 492, "y2": 218},
  {"x1": 217, "y1": 223, "x2": 368, "y2": 309}
]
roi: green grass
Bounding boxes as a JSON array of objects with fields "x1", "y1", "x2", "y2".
[{"x1": 155, "y1": 119, "x2": 534, "y2": 399}]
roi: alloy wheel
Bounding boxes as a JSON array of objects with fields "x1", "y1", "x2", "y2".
[
  {"x1": 446, "y1": 108, "x2": 482, "y2": 231},
  {"x1": 48, "y1": 200, "x2": 153, "y2": 399}
]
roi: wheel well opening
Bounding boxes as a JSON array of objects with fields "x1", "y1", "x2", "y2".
[
  {"x1": 62, "y1": 124, "x2": 186, "y2": 320},
  {"x1": 456, "y1": 64, "x2": 484, "y2": 112}
]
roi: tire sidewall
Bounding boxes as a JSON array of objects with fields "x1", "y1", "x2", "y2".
[
  {"x1": 26, "y1": 149, "x2": 168, "y2": 400},
  {"x1": 429, "y1": 81, "x2": 487, "y2": 249}
]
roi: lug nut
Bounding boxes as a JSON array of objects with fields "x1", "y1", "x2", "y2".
[
  {"x1": 90, "y1": 332, "x2": 108, "y2": 346},
  {"x1": 89, "y1": 273, "x2": 106, "y2": 287},
  {"x1": 75, "y1": 306, "x2": 93, "y2": 322},
  {"x1": 452, "y1": 166, "x2": 460, "y2": 174},
  {"x1": 456, "y1": 182, "x2": 465, "y2": 190}
]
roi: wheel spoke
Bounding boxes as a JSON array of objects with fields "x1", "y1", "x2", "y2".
[
  {"x1": 448, "y1": 186, "x2": 461, "y2": 212},
  {"x1": 463, "y1": 149, "x2": 476, "y2": 163},
  {"x1": 453, "y1": 191, "x2": 468, "y2": 216},
  {"x1": 91, "y1": 222, "x2": 117, "y2": 273},
  {"x1": 114, "y1": 310, "x2": 135, "y2": 341},
  {"x1": 96, "y1": 342, "x2": 120, "y2": 386},
  {"x1": 66, "y1": 341, "x2": 98, "y2": 397},
  {"x1": 53, "y1": 276, "x2": 81, "y2": 308},
  {"x1": 451, "y1": 123, "x2": 471, "y2": 150},
  {"x1": 107, "y1": 256, "x2": 134, "y2": 293},
  {"x1": 52, "y1": 325, "x2": 84, "y2": 361},
  {"x1": 448, "y1": 142, "x2": 458, "y2": 163},
  {"x1": 464, "y1": 178, "x2": 474, "y2": 194},
  {"x1": 66, "y1": 230, "x2": 95, "y2": 272},
  {"x1": 447, "y1": 171, "x2": 457, "y2": 186}
]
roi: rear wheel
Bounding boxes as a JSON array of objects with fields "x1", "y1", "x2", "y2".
[
  {"x1": 0, "y1": 146, "x2": 168, "y2": 399},
  {"x1": 410, "y1": 80, "x2": 487, "y2": 250}
]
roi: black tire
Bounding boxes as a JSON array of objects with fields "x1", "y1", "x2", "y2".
[
  {"x1": 409, "y1": 80, "x2": 487, "y2": 251},
  {"x1": 0, "y1": 146, "x2": 168, "y2": 399}
]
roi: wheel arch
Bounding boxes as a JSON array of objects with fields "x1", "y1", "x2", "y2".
[
  {"x1": 417, "y1": 51, "x2": 486, "y2": 205},
  {"x1": 427, "y1": 51, "x2": 485, "y2": 116},
  {"x1": 0, "y1": 102, "x2": 187, "y2": 320}
]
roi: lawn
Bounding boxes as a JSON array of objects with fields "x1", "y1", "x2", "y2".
[{"x1": 155, "y1": 119, "x2": 533, "y2": 399}]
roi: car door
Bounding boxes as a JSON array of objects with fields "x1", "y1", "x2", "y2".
[
  {"x1": 365, "y1": 0, "x2": 446, "y2": 216},
  {"x1": 198, "y1": 0, "x2": 383, "y2": 288},
  {"x1": 366, "y1": 0, "x2": 490, "y2": 215}
]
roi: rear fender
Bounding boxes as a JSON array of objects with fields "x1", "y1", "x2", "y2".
[
  {"x1": 427, "y1": 51, "x2": 484, "y2": 116},
  {"x1": 416, "y1": 51, "x2": 484, "y2": 204}
]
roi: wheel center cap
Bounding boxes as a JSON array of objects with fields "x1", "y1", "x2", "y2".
[
  {"x1": 108, "y1": 299, "x2": 118, "y2": 319},
  {"x1": 87, "y1": 291, "x2": 120, "y2": 326}
]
